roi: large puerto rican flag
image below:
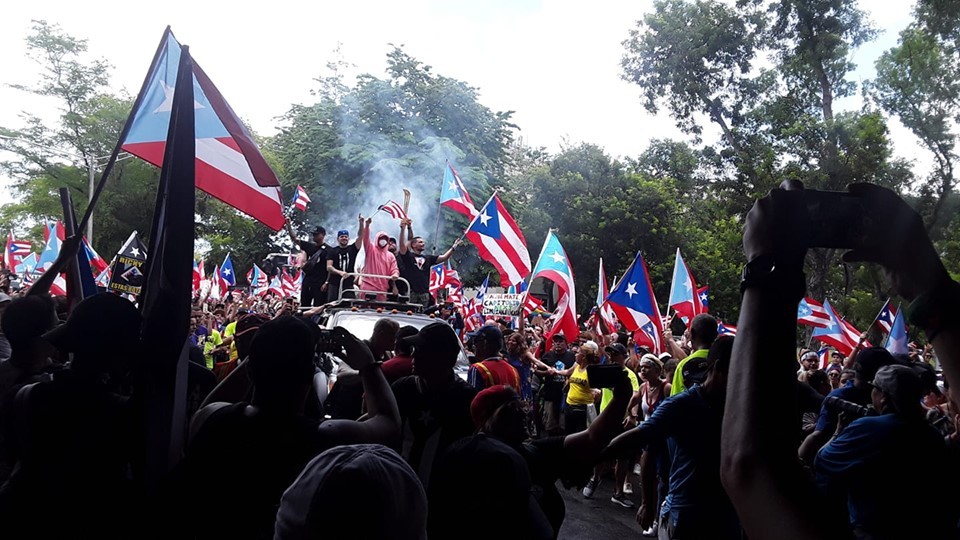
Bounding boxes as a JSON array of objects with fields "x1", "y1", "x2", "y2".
[
  {"x1": 606, "y1": 252, "x2": 664, "y2": 354},
  {"x1": 121, "y1": 28, "x2": 285, "y2": 231},
  {"x1": 5, "y1": 233, "x2": 32, "y2": 269},
  {"x1": 465, "y1": 194, "x2": 531, "y2": 288},
  {"x1": 440, "y1": 164, "x2": 478, "y2": 219},
  {"x1": 530, "y1": 231, "x2": 577, "y2": 343}
]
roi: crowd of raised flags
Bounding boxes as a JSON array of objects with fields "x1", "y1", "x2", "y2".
[{"x1": 12, "y1": 25, "x2": 911, "y2": 370}]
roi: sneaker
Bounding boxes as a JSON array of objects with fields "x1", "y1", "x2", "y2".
[
  {"x1": 623, "y1": 482, "x2": 633, "y2": 494},
  {"x1": 611, "y1": 493, "x2": 635, "y2": 508},
  {"x1": 642, "y1": 522, "x2": 658, "y2": 537},
  {"x1": 582, "y1": 477, "x2": 599, "y2": 498}
]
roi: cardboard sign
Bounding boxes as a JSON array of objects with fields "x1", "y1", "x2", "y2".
[
  {"x1": 108, "y1": 231, "x2": 148, "y2": 295},
  {"x1": 482, "y1": 293, "x2": 523, "y2": 315}
]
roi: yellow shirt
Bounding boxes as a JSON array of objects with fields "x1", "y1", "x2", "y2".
[
  {"x1": 224, "y1": 321, "x2": 238, "y2": 362},
  {"x1": 566, "y1": 363, "x2": 595, "y2": 406},
  {"x1": 600, "y1": 367, "x2": 640, "y2": 412}
]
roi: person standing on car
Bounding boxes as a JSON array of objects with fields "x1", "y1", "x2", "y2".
[
  {"x1": 325, "y1": 215, "x2": 363, "y2": 300},
  {"x1": 286, "y1": 219, "x2": 329, "y2": 307},
  {"x1": 398, "y1": 218, "x2": 460, "y2": 306}
]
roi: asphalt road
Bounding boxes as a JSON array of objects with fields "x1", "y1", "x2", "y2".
[{"x1": 558, "y1": 475, "x2": 648, "y2": 539}]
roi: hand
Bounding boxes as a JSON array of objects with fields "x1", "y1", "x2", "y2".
[
  {"x1": 452, "y1": 239, "x2": 462, "y2": 249},
  {"x1": 365, "y1": 217, "x2": 372, "y2": 225},
  {"x1": 637, "y1": 503, "x2": 655, "y2": 530},
  {"x1": 842, "y1": 183, "x2": 950, "y2": 302},
  {"x1": 358, "y1": 213, "x2": 363, "y2": 223},
  {"x1": 321, "y1": 283, "x2": 328, "y2": 292},
  {"x1": 333, "y1": 326, "x2": 375, "y2": 371},
  {"x1": 742, "y1": 180, "x2": 809, "y2": 270}
]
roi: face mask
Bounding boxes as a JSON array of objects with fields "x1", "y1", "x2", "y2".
[{"x1": 378, "y1": 239, "x2": 388, "y2": 248}]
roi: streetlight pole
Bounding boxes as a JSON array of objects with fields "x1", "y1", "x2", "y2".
[{"x1": 87, "y1": 154, "x2": 95, "y2": 242}]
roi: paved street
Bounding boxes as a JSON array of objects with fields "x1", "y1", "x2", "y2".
[{"x1": 558, "y1": 475, "x2": 647, "y2": 539}]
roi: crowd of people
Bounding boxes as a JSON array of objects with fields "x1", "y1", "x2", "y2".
[{"x1": 0, "y1": 182, "x2": 957, "y2": 539}]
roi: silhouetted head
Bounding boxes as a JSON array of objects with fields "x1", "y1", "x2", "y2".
[
  {"x1": 3, "y1": 294, "x2": 58, "y2": 369},
  {"x1": 689, "y1": 314, "x2": 718, "y2": 351},
  {"x1": 248, "y1": 316, "x2": 315, "y2": 411}
]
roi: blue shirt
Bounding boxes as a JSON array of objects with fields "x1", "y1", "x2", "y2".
[
  {"x1": 816, "y1": 413, "x2": 956, "y2": 539},
  {"x1": 632, "y1": 385, "x2": 739, "y2": 536},
  {"x1": 814, "y1": 381, "x2": 869, "y2": 434},
  {"x1": 506, "y1": 355, "x2": 533, "y2": 401}
]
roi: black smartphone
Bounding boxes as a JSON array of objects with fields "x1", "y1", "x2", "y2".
[
  {"x1": 587, "y1": 364, "x2": 623, "y2": 388},
  {"x1": 316, "y1": 328, "x2": 340, "y2": 353},
  {"x1": 803, "y1": 189, "x2": 872, "y2": 249}
]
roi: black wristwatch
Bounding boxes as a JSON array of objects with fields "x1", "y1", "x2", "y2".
[{"x1": 740, "y1": 254, "x2": 806, "y2": 300}]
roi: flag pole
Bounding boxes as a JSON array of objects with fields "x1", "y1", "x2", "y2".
[{"x1": 432, "y1": 162, "x2": 447, "y2": 254}]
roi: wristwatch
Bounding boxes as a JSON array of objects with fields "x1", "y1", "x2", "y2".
[{"x1": 740, "y1": 254, "x2": 806, "y2": 300}]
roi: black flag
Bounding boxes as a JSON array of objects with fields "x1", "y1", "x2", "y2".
[
  {"x1": 108, "y1": 231, "x2": 149, "y2": 295},
  {"x1": 138, "y1": 43, "x2": 196, "y2": 483}
]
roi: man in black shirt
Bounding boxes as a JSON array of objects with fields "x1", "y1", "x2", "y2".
[
  {"x1": 325, "y1": 217, "x2": 363, "y2": 300},
  {"x1": 287, "y1": 220, "x2": 329, "y2": 307},
  {"x1": 398, "y1": 218, "x2": 459, "y2": 306},
  {"x1": 540, "y1": 334, "x2": 576, "y2": 436}
]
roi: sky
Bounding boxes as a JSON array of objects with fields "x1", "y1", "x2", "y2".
[{"x1": 0, "y1": 0, "x2": 923, "y2": 209}]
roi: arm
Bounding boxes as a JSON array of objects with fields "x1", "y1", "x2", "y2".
[
  {"x1": 662, "y1": 329, "x2": 687, "y2": 360},
  {"x1": 563, "y1": 372, "x2": 632, "y2": 462},
  {"x1": 317, "y1": 327, "x2": 401, "y2": 446},
  {"x1": 285, "y1": 219, "x2": 298, "y2": 247},
  {"x1": 398, "y1": 219, "x2": 411, "y2": 255},
  {"x1": 435, "y1": 239, "x2": 461, "y2": 264},
  {"x1": 721, "y1": 183, "x2": 848, "y2": 540},
  {"x1": 354, "y1": 213, "x2": 364, "y2": 250}
]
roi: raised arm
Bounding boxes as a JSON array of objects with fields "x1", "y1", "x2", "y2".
[
  {"x1": 398, "y1": 219, "x2": 412, "y2": 255},
  {"x1": 435, "y1": 239, "x2": 461, "y2": 264},
  {"x1": 285, "y1": 218, "x2": 298, "y2": 247},
  {"x1": 354, "y1": 213, "x2": 364, "y2": 249},
  {"x1": 317, "y1": 327, "x2": 400, "y2": 446},
  {"x1": 721, "y1": 182, "x2": 847, "y2": 540}
]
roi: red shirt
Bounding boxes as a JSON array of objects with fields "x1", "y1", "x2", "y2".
[
  {"x1": 381, "y1": 354, "x2": 414, "y2": 383},
  {"x1": 468, "y1": 358, "x2": 520, "y2": 390}
]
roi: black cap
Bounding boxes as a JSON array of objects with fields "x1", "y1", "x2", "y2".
[
  {"x1": 473, "y1": 325, "x2": 504, "y2": 350},
  {"x1": 402, "y1": 322, "x2": 461, "y2": 364},
  {"x1": 312, "y1": 226, "x2": 326, "y2": 235},
  {"x1": 604, "y1": 343, "x2": 628, "y2": 357},
  {"x1": 681, "y1": 355, "x2": 712, "y2": 386},
  {"x1": 854, "y1": 347, "x2": 896, "y2": 381},
  {"x1": 43, "y1": 293, "x2": 142, "y2": 354},
  {"x1": 388, "y1": 237, "x2": 397, "y2": 243}
]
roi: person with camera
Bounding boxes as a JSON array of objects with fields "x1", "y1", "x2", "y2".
[
  {"x1": 815, "y1": 364, "x2": 956, "y2": 538},
  {"x1": 286, "y1": 220, "x2": 329, "y2": 307},
  {"x1": 719, "y1": 181, "x2": 960, "y2": 540},
  {"x1": 798, "y1": 348, "x2": 896, "y2": 465},
  {"x1": 170, "y1": 318, "x2": 399, "y2": 539}
]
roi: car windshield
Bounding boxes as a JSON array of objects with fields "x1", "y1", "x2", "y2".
[{"x1": 331, "y1": 311, "x2": 469, "y2": 372}]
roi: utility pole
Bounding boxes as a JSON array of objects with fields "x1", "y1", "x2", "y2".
[{"x1": 87, "y1": 154, "x2": 95, "y2": 242}]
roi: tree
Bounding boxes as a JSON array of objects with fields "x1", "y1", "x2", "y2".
[{"x1": 0, "y1": 20, "x2": 157, "y2": 258}]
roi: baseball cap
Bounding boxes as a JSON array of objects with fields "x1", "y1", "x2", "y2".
[
  {"x1": 604, "y1": 343, "x2": 628, "y2": 357},
  {"x1": 871, "y1": 364, "x2": 923, "y2": 414},
  {"x1": 402, "y1": 322, "x2": 462, "y2": 364},
  {"x1": 275, "y1": 444, "x2": 426, "y2": 540},
  {"x1": 388, "y1": 236, "x2": 398, "y2": 243},
  {"x1": 580, "y1": 340, "x2": 599, "y2": 355},
  {"x1": 854, "y1": 347, "x2": 896, "y2": 381},
  {"x1": 473, "y1": 324, "x2": 504, "y2": 350},
  {"x1": 471, "y1": 385, "x2": 519, "y2": 428},
  {"x1": 658, "y1": 352, "x2": 672, "y2": 362},
  {"x1": 681, "y1": 354, "x2": 712, "y2": 386},
  {"x1": 43, "y1": 293, "x2": 142, "y2": 354},
  {"x1": 311, "y1": 226, "x2": 326, "y2": 235},
  {"x1": 336, "y1": 229, "x2": 349, "y2": 237}
]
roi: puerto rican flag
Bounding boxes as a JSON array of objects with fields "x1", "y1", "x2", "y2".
[
  {"x1": 873, "y1": 299, "x2": 897, "y2": 334},
  {"x1": 220, "y1": 253, "x2": 236, "y2": 286},
  {"x1": 596, "y1": 258, "x2": 618, "y2": 332},
  {"x1": 668, "y1": 248, "x2": 703, "y2": 325},
  {"x1": 530, "y1": 231, "x2": 577, "y2": 342},
  {"x1": 82, "y1": 239, "x2": 109, "y2": 276},
  {"x1": 95, "y1": 266, "x2": 112, "y2": 289},
  {"x1": 812, "y1": 300, "x2": 859, "y2": 356},
  {"x1": 465, "y1": 194, "x2": 531, "y2": 288},
  {"x1": 606, "y1": 252, "x2": 664, "y2": 354},
  {"x1": 446, "y1": 284, "x2": 464, "y2": 307},
  {"x1": 440, "y1": 164, "x2": 478, "y2": 219},
  {"x1": 247, "y1": 264, "x2": 269, "y2": 296},
  {"x1": 429, "y1": 262, "x2": 461, "y2": 297},
  {"x1": 5, "y1": 233, "x2": 32, "y2": 269},
  {"x1": 15, "y1": 252, "x2": 38, "y2": 275},
  {"x1": 292, "y1": 185, "x2": 311, "y2": 212},
  {"x1": 121, "y1": 29, "x2": 285, "y2": 231},
  {"x1": 192, "y1": 260, "x2": 202, "y2": 294},
  {"x1": 282, "y1": 268, "x2": 301, "y2": 298},
  {"x1": 697, "y1": 286, "x2": 710, "y2": 313},
  {"x1": 523, "y1": 293, "x2": 546, "y2": 317},
  {"x1": 717, "y1": 322, "x2": 737, "y2": 336},
  {"x1": 267, "y1": 273, "x2": 285, "y2": 297},
  {"x1": 208, "y1": 264, "x2": 227, "y2": 300},
  {"x1": 884, "y1": 308, "x2": 908, "y2": 355},
  {"x1": 798, "y1": 297, "x2": 831, "y2": 328},
  {"x1": 462, "y1": 274, "x2": 489, "y2": 333},
  {"x1": 379, "y1": 200, "x2": 408, "y2": 221}
]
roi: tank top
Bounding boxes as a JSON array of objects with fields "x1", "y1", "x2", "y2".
[
  {"x1": 566, "y1": 363, "x2": 594, "y2": 406},
  {"x1": 640, "y1": 380, "x2": 666, "y2": 419}
]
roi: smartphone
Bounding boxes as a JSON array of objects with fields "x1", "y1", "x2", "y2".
[
  {"x1": 803, "y1": 190, "x2": 872, "y2": 249},
  {"x1": 587, "y1": 364, "x2": 623, "y2": 389},
  {"x1": 315, "y1": 328, "x2": 341, "y2": 353}
]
